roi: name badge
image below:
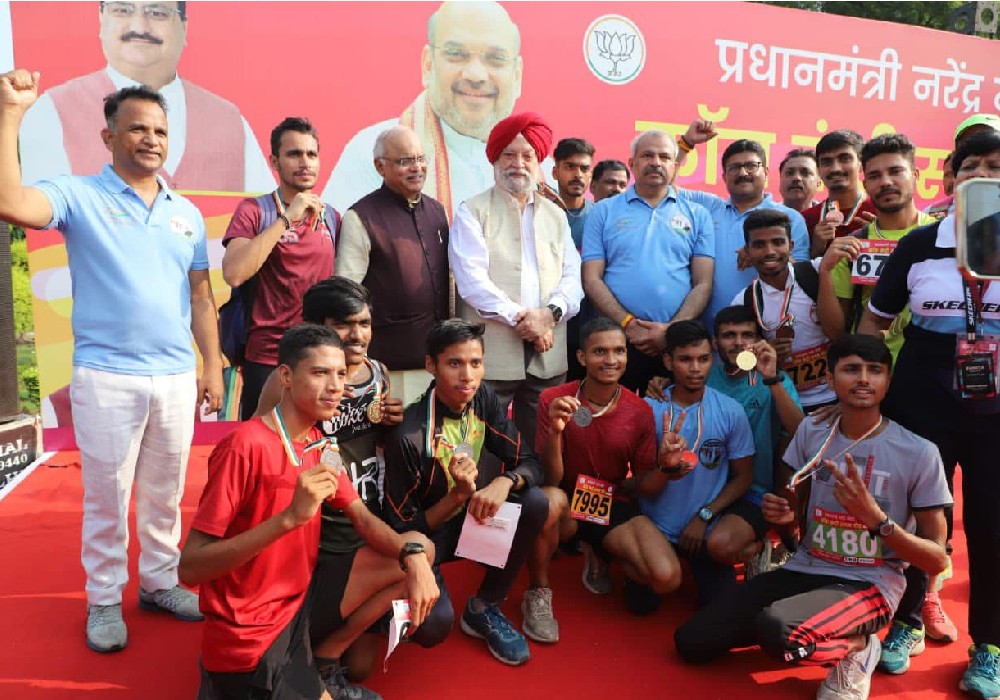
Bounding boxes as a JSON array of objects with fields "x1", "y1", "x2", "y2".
[
  {"x1": 783, "y1": 342, "x2": 830, "y2": 392},
  {"x1": 808, "y1": 505, "x2": 883, "y2": 567},
  {"x1": 956, "y1": 336, "x2": 1000, "y2": 399},
  {"x1": 570, "y1": 474, "x2": 614, "y2": 526},
  {"x1": 850, "y1": 239, "x2": 897, "y2": 286}
]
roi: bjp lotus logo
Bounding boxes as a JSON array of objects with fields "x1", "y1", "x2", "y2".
[{"x1": 584, "y1": 15, "x2": 646, "y2": 85}]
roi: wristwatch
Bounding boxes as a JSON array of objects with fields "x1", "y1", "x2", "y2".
[
  {"x1": 698, "y1": 506, "x2": 714, "y2": 523},
  {"x1": 762, "y1": 375, "x2": 781, "y2": 386},
  {"x1": 398, "y1": 541, "x2": 426, "y2": 571},
  {"x1": 869, "y1": 516, "x2": 895, "y2": 539},
  {"x1": 546, "y1": 304, "x2": 564, "y2": 322},
  {"x1": 501, "y1": 471, "x2": 520, "y2": 490}
]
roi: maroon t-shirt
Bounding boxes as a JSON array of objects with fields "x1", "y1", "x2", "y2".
[
  {"x1": 536, "y1": 381, "x2": 657, "y2": 501},
  {"x1": 802, "y1": 197, "x2": 877, "y2": 240},
  {"x1": 222, "y1": 198, "x2": 336, "y2": 365}
]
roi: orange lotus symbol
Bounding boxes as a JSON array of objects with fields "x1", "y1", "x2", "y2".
[{"x1": 593, "y1": 30, "x2": 636, "y2": 77}]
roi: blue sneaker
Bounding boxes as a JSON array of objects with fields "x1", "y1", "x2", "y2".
[
  {"x1": 460, "y1": 598, "x2": 530, "y2": 666},
  {"x1": 878, "y1": 621, "x2": 925, "y2": 675},
  {"x1": 961, "y1": 644, "x2": 1000, "y2": 699}
]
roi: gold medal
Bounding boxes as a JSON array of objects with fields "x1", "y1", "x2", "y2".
[
  {"x1": 736, "y1": 350, "x2": 757, "y2": 371},
  {"x1": 366, "y1": 400, "x2": 383, "y2": 425}
]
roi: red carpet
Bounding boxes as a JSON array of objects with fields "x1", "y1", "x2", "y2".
[{"x1": 0, "y1": 448, "x2": 971, "y2": 699}]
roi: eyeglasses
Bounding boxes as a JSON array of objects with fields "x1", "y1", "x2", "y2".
[
  {"x1": 102, "y1": 2, "x2": 183, "y2": 22},
  {"x1": 380, "y1": 155, "x2": 427, "y2": 168},
  {"x1": 431, "y1": 44, "x2": 512, "y2": 69},
  {"x1": 725, "y1": 161, "x2": 764, "y2": 175}
]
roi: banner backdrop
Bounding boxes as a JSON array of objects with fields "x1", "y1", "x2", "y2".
[{"x1": 9, "y1": 1, "x2": 998, "y2": 436}]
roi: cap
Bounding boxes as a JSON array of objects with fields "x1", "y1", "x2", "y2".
[{"x1": 954, "y1": 114, "x2": 1000, "y2": 143}]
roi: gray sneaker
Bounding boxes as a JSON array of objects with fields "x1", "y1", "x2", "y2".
[
  {"x1": 580, "y1": 541, "x2": 613, "y2": 595},
  {"x1": 521, "y1": 587, "x2": 559, "y2": 643},
  {"x1": 86, "y1": 603, "x2": 127, "y2": 653},
  {"x1": 139, "y1": 585, "x2": 204, "y2": 621},
  {"x1": 744, "y1": 537, "x2": 772, "y2": 581},
  {"x1": 817, "y1": 633, "x2": 881, "y2": 700},
  {"x1": 320, "y1": 664, "x2": 383, "y2": 700}
]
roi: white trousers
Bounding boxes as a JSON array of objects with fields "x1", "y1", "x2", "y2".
[{"x1": 71, "y1": 366, "x2": 196, "y2": 606}]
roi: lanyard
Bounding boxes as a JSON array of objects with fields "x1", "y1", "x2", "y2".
[
  {"x1": 363, "y1": 357, "x2": 383, "y2": 402},
  {"x1": 665, "y1": 395, "x2": 704, "y2": 453},
  {"x1": 272, "y1": 190, "x2": 323, "y2": 231},
  {"x1": 752, "y1": 277, "x2": 794, "y2": 332},
  {"x1": 963, "y1": 279, "x2": 991, "y2": 342},
  {"x1": 271, "y1": 406, "x2": 334, "y2": 467},
  {"x1": 575, "y1": 379, "x2": 622, "y2": 419},
  {"x1": 424, "y1": 388, "x2": 471, "y2": 457},
  {"x1": 788, "y1": 416, "x2": 884, "y2": 488},
  {"x1": 726, "y1": 366, "x2": 759, "y2": 386}
]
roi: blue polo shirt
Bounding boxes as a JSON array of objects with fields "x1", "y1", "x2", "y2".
[
  {"x1": 582, "y1": 185, "x2": 714, "y2": 322},
  {"x1": 36, "y1": 164, "x2": 208, "y2": 375},
  {"x1": 677, "y1": 191, "x2": 809, "y2": 327}
]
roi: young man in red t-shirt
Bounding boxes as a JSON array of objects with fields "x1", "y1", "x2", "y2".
[
  {"x1": 180, "y1": 325, "x2": 437, "y2": 700},
  {"x1": 522, "y1": 317, "x2": 684, "y2": 644}
]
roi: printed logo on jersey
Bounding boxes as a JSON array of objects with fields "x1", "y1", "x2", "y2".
[
  {"x1": 698, "y1": 438, "x2": 726, "y2": 470},
  {"x1": 670, "y1": 214, "x2": 693, "y2": 235}
]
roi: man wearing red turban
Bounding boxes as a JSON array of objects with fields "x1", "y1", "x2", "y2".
[{"x1": 449, "y1": 112, "x2": 583, "y2": 655}]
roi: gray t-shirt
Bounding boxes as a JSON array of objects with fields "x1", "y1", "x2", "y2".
[{"x1": 781, "y1": 418, "x2": 952, "y2": 612}]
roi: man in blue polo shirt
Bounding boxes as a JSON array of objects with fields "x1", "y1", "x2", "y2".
[
  {"x1": 678, "y1": 129, "x2": 810, "y2": 329},
  {"x1": 0, "y1": 69, "x2": 223, "y2": 653},
  {"x1": 582, "y1": 130, "x2": 715, "y2": 393}
]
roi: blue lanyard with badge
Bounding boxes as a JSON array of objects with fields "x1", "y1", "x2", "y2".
[{"x1": 955, "y1": 279, "x2": 1000, "y2": 399}]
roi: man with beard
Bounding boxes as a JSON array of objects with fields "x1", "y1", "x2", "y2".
[
  {"x1": 779, "y1": 148, "x2": 821, "y2": 212},
  {"x1": 803, "y1": 130, "x2": 877, "y2": 256},
  {"x1": 336, "y1": 126, "x2": 451, "y2": 406},
  {"x1": 325, "y1": 1, "x2": 526, "y2": 218},
  {"x1": 450, "y1": 112, "x2": 583, "y2": 449},
  {"x1": 582, "y1": 130, "x2": 715, "y2": 393},
  {"x1": 590, "y1": 160, "x2": 630, "y2": 202},
  {"x1": 222, "y1": 117, "x2": 338, "y2": 419}
]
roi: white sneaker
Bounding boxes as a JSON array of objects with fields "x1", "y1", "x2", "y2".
[{"x1": 817, "y1": 634, "x2": 881, "y2": 700}]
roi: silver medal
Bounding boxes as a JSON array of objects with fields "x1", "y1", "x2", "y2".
[
  {"x1": 454, "y1": 442, "x2": 474, "y2": 459},
  {"x1": 572, "y1": 405, "x2": 593, "y2": 428}
]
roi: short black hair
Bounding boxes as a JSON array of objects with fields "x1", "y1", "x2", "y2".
[
  {"x1": 778, "y1": 148, "x2": 816, "y2": 173},
  {"x1": 593, "y1": 159, "x2": 630, "y2": 182},
  {"x1": 302, "y1": 277, "x2": 371, "y2": 325},
  {"x1": 722, "y1": 139, "x2": 767, "y2": 169},
  {"x1": 277, "y1": 324, "x2": 344, "y2": 369},
  {"x1": 743, "y1": 208, "x2": 792, "y2": 245},
  {"x1": 103, "y1": 85, "x2": 166, "y2": 127},
  {"x1": 861, "y1": 133, "x2": 915, "y2": 170},
  {"x1": 953, "y1": 129, "x2": 1000, "y2": 173},
  {"x1": 100, "y1": 1, "x2": 187, "y2": 20},
  {"x1": 553, "y1": 138, "x2": 595, "y2": 162},
  {"x1": 664, "y1": 320, "x2": 711, "y2": 355},
  {"x1": 579, "y1": 316, "x2": 624, "y2": 349},
  {"x1": 426, "y1": 318, "x2": 485, "y2": 360},
  {"x1": 815, "y1": 129, "x2": 865, "y2": 159},
  {"x1": 270, "y1": 117, "x2": 319, "y2": 157},
  {"x1": 713, "y1": 305, "x2": 761, "y2": 338},
  {"x1": 827, "y1": 334, "x2": 892, "y2": 373}
]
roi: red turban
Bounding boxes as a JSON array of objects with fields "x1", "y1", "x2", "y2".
[{"x1": 486, "y1": 112, "x2": 553, "y2": 164}]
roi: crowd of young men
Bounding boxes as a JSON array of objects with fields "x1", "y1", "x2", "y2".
[{"x1": 2, "y1": 51, "x2": 999, "y2": 700}]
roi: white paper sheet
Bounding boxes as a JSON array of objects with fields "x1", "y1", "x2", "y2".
[
  {"x1": 383, "y1": 599, "x2": 411, "y2": 672},
  {"x1": 454, "y1": 501, "x2": 522, "y2": 568}
]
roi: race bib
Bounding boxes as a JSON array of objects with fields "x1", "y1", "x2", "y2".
[
  {"x1": 808, "y1": 505, "x2": 883, "y2": 566},
  {"x1": 956, "y1": 336, "x2": 1000, "y2": 399},
  {"x1": 570, "y1": 474, "x2": 614, "y2": 526},
  {"x1": 783, "y1": 342, "x2": 830, "y2": 391},
  {"x1": 850, "y1": 239, "x2": 896, "y2": 286}
]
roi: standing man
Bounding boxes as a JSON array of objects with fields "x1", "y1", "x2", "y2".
[
  {"x1": 802, "y1": 130, "x2": 876, "y2": 256},
  {"x1": 590, "y1": 159, "x2": 630, "y2": 202},
  {"x1": 336, "y1": 126, "x2": 451, "y2": 406},
  {"x1": 582, "y1": 130, "x2": 715, "y2": 393},
  {"x1": 0, "y1": 70, "x2": 223, "y2": 651},
  {"x1": 450, "y1": 112, "x2": 583, "y2": 448},
  {"x1": 325, "y1": 1, "x2": 526, "y2": 218},
  {"x1": 221, "y1": 117, "x2": 337, "y2": 420},
  {"x1": 778, "y1": 148, "x2": 820, "y2": 212},
  {"x1": 19, "y1": 1, "x2": 272, "y2": 192}
]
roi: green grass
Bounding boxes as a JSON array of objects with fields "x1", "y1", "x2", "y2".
[{"x1": 16, "y1": 341, "x2": 39, "y2": 415}]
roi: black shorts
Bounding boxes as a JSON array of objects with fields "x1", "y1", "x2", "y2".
[
  {"x1": 198, "y1": 595, "x2": 322, "y2": 700},
  {"x1": 308, "y1": 549, "x2": 358, "y2": 642},
  {"x1": 575, "y1": 499, "x2": 640, "y2": 559},
  {"x1": 720, "y1": 497, "x2": 769, "y2": 540}
]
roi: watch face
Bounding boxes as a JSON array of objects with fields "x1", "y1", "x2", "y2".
[
  {"x1": 879, "y1": 520, "x2": 894, "y2": 537},
  {"x1": 699, "y1": 507, "x2": 713, "y2": 522}
]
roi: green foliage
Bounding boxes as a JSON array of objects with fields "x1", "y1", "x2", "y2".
[
  {"x1": 16, "y1": 344, "x2": 39, "y2": 415},
  {"x1": 761, "y1": 1, "x2": 967, "y2": 33},
  {"x1": 12, "y1": 238, "x2": 33, "y2": 337}
]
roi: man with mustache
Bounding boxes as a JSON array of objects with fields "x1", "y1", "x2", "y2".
[
  {"x1": 221, "y1": 117, "x2": 337, "y2": 420},
  {"x1": 802, "y1": 130, "x2": 877, "y2": 257},
  {"x1": 590, "y1": 160, "x2": 631, "y2": 202},
  {"x1": 583, "y1": 130, "x2": 715, "y2": 394},
  {"x1": 336, "y1": 126, "x2": 451, "y2": 406},
  {"x1": 779, "y1": 148, "x2": 821, "y2": 212},
  {"x1": 324, "y1": 1, "x2": 527, "y2": 220},
  {"x1": 19, "y1": 1, "x2": 272, "y2": 192},
  {"x1": 450, "y1": 112, "x2": 583, "y2": 450}
]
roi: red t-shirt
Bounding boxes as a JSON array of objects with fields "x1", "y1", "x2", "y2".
[
  {"x1": 536, "y1": 381, "x2": 657, "y2": 500},
  {"x1": 801, "y1": 197, "x2": 877, "y2": 241},
  {"x1": 222, "y1": 198, "x2": 337, "y2": 365},
  {"x1": 192, "y1": 418, "x2": 358, "y2": 673}
]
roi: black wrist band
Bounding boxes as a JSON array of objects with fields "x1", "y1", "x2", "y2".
[
  {"x1": 278, "y1": 213, "x2": 291, "y2": 229},
  {"x1": 762, "y1": 375, "x2": 781, "y2": 386}
]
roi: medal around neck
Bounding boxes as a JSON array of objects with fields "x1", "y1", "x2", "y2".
[
  {"x1": 454, "y1": 442, "x2": 474, "y2": 459},
  {"x1": 320, "y1": 445, "x2": 344, "y2": 474},
  {"x1": 572, "y1": 405, "x2": 594, "y2": 428},
  {"x1": 366, "y1": 400, "x2": 383, "y2": 425},
  {"x1": 736, "y1": 350, "x2": 757, "y2": 371},
  {"x1": 775, "y1": 324, "x2": 795, "y2": 340}
]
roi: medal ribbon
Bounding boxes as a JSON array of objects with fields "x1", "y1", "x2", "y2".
[
  {"x1": 363, "y1": 357, "x2": 383, "y2": 403},
  {"x1": 665, "y1": 396, "x2": 704, "y2": 453},
  {"x1": 271, "y1": 406, "x2": 335, "y2": 467},
  {"x1": 424, "y1": 388, "x2": 471, "y2": 457},
  {"x1": 787, "y1": 416, "x2": 884, "y2": 488},
  {"x1": 752, "y1": 278, "x2": 794, "y2": 332},
  {"x1": 272, "y1": 189, "x2": 323, "y2": 232},
  {"x1": 574, "y1": 379, "x2": 622, "y2": 420}
]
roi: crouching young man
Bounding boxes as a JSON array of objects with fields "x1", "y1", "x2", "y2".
[
  {"x1": 180, "y1": 325, "x2": 438, "y2": 700},
  {"x1": 674, "y1": 335, "x2": 951, "y2": 700}
]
